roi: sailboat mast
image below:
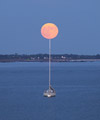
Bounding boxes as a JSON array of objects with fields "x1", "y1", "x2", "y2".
[{"x1": 49, "y1": 39, "x2": 51, "y2": 89}]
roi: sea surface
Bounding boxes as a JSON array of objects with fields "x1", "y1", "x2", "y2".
[{"x1": 0, "y1": 62, "x2": 100, "y2": 120}]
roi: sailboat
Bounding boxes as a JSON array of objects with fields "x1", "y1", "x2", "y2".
[
  {"x1": 44, "y1": 85, "x2": 56, "y2": 97},
  {"x1": 43, "y1": 39, "x2": 56, "y2": 97}
]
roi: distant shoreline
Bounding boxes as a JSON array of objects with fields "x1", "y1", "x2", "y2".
[
  {"x1": 0, "y1": 59, "x2": 100, "y2": 63},
  {"x1": 0, "y1": 54, "x2": 100, "y2": 63}
]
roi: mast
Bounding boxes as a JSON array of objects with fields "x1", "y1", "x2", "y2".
[{"x1": 49, "y1": 39, "x2": 51, "y2": 89}]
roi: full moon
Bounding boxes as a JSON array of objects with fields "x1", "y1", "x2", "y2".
[{"x1": 41, "y1": 23, "x2": 58, "y2": 39}]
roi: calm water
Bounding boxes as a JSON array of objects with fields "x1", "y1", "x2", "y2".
[{"x1": 0, "y1": 62, "x2": 100, "y2": 120}]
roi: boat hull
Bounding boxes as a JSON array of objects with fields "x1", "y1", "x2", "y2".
[{"x1": 43, "y1": 88, "x2": 56, "y2": 97}]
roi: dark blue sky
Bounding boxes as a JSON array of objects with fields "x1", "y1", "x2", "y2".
[{"x1": 0, "y1": 0, "x2": 100, "y2": 54}]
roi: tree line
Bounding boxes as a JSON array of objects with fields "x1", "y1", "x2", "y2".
[{"x1": 0, "y1": 54, "x2": 100, "y2": 60}]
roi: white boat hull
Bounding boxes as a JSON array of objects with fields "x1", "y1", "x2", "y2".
[{"x1": 43, "y1": 87, "x2": 56, "y2": 97}]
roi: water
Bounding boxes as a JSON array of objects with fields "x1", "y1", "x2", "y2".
[{"x1": 0, "y1": 62, "x2": 100, "y2": 120}]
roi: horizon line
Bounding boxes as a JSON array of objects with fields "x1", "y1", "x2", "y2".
[{"x1": 0, "y1": 53, "x2": 100, "y2": 56}]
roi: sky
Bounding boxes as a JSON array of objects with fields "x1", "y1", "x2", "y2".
[{"x1": 0, "y1": 0, "x2": 100, "y2": 55}]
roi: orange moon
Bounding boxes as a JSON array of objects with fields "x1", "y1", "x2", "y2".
[{"x1": 41, "y1": 23, "x2": 58, "y2": 39}]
